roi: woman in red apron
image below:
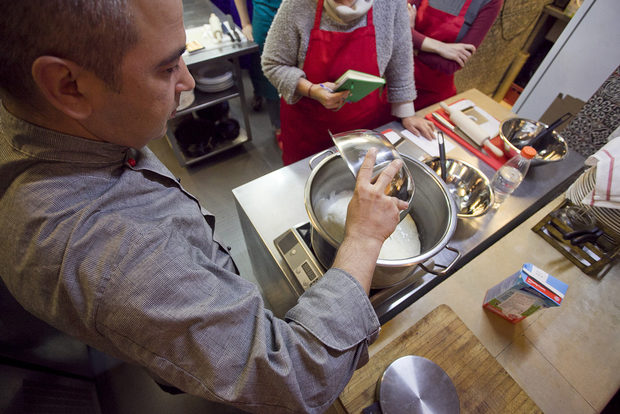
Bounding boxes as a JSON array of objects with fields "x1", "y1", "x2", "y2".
[
  {"x1": 263, "y1": 0, "x2": 435, "y2": 165},
  {"x1": 409, "y1": 0, "x2": 502, "y2": 110},
  {"x1": 279, "y1": 0, "x2": 390, "y2": 165}
]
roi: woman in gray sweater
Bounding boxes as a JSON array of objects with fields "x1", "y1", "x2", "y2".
[{"x1": 262, "y1": 0, "x2": 435, "y2": 165}]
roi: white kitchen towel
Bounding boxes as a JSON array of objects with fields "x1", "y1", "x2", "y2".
[{"x1": 582, "y1": 136, "x2": 620, "y2": 209}]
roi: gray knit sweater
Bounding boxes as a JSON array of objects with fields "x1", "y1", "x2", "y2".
[{"x1": 262, "y1": 0, "x2": 416, "y2": 117}]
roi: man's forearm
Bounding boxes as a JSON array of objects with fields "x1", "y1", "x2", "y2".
[{"x1": 332, "y1": 237, "x2": 383, "y2": 294}]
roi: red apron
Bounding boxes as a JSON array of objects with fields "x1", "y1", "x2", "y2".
[
  {"x1": 279, "y1": 0, "x2": 393, "y2": 165},
  {"x1": 413, "y1": 0, "x2": 473, "y2": 110}
]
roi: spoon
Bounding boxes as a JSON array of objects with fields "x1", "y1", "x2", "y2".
[
  {"x1": 437, "y1": 130, "x2": 447, "y2": 182},
  {"x1": 514, "y1": 112, "x2": 572, "y2": 148}
]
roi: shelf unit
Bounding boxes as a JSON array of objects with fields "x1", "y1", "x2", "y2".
[
  {"x1": 167, "y1": 72, "x2": 249, "y2": 167},
  {"x1": 168, "y1": 1, "x2": 259, "y2": 167}
]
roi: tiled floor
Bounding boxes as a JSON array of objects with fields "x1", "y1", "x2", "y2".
[{"x1": 94, "y1": 70, "x2": 284, "y2": 414}]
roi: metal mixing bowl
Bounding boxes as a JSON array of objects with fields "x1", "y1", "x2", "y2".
[
  {"x1": 330, "y1": 129, "x2": 414, "y2": 220},
  {"x1": 499, "y1": 117, "x2": 568, "y2": 166},
  {"x1": 425, "y1": 157, "x2": 494, "y2": 218}
]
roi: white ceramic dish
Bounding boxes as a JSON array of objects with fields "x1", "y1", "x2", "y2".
[
  {"x1": 195, "y1": 79, "x2": 234, "y2": 93},
  {"x1": 177, "y1": 90, "x2": 195, "y2": 111},
  {"x1": 193, "y1": 66, "x2": 233, "y2": 85}
]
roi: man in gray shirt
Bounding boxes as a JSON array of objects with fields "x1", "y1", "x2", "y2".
[{"x1": 0, "y1": 0, "x2": 408, "y2": 412}]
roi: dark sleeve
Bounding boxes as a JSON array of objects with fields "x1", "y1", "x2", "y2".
[{"x1": 414, "y1": 0, "x2": 503, "y2": 75}]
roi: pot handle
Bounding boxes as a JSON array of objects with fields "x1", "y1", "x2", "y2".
[
  {"x1": 418, "y1": 245, "x2": 461, "y2": 276},
  {"x1": 309, "y1": 149, "x2": 336, "y2": 170}
]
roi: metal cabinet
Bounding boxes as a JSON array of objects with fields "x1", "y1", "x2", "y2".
[{"x1": 167, "y1": 1, "x2": 259, "y2": 167}]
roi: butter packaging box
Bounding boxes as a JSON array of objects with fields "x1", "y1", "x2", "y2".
[{"x1": 483, "y1": 263, "x2": 568, "y2": 323}]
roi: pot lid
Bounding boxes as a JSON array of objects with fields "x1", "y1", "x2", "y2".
[{"x1": 377, "y1": 355, "x2": 459, "y2": 414}]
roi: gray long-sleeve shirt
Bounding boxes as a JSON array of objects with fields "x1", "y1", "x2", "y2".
[
  {"x1": 0, "y1": 105, "x2": 380, "y2": 413},
  {"x1": 262, "y1": 0, "x2": 417, "y2": 117}
]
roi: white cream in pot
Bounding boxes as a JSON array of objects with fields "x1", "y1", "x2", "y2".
[{"x1": 316, "y1": 190, "x2": 421, "y2": 260}]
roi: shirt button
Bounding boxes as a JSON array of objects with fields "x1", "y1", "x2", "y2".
[{"x1": 127, "y1": 158, "x2": 136, "y2": 167}]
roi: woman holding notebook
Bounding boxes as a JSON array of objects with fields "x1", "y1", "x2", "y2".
[
  {"x1": 407, "y1": 0, "x2": 502, "y2": 110},
  {"x1": 262, "y1": 0, "x2": 435, "y2": 165}
]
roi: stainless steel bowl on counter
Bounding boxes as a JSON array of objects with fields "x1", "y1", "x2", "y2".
[
  {"x1": 425, "y1": 157, "x2": 494, "y2": 218},
  {"x1": 304, "y1": 152, "x2": 459, "y2": 289},
  {"x1": 499, "y1": 117, "x2": 568, "y2": 166}
]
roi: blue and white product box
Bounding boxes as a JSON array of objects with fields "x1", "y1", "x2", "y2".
[{"x1": 483, "y1": 263, "x2": 569, "y2": 323}]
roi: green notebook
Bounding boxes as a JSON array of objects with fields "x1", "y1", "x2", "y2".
[{"x1": 334, "y1": 70, "x2": 386, "y2": 103}]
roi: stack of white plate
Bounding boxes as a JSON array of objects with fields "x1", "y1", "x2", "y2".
[
  {"x1": 177, "y1": 89, "x2": 195, "y2": 111},
  {"x1": 566, "y1": 166, "x2": 620, "y2": 240},
  {"x1": 193, "y1": 64, "x2": 234, "y2": 93},
  {"x1": 565, "y1": 167, "x2": 596, "y2": 205}
]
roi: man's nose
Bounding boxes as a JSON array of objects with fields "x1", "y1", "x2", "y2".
[{"x1": 178, "y1": 59, "x2": 195, "y2": 91}]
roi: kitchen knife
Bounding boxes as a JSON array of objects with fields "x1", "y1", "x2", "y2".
[
  {"x1": 221, "y1": 21, "x2": 236, "y2": 42},
  {"x1": 233, "y1": 26, "x2": 244, "y2": 42},
  {"x1": 223, "y1": 19, "x2": 241, "y2": 42},
  {"x1": 228, "y1": 16, "x2": 243, "y2": 42},
  {"x1": 222, "y1": 27, "x2": 235, "y2": 42},
  {"x1": 432, "y1": 112, "x2": 483, "y2": 151},
  {"x1": 432, "y1": 111, "x2": 456, "y2": 132}
]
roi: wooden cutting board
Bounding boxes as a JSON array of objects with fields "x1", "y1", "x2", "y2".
[{"x1": 337, "y1": 304, "x2": 541, "y2": 413}]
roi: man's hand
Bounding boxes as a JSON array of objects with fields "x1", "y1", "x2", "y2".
[
  {"x1": 402, "y1": 115, "x2": 435, "y2": 141},
  {"x1": 333, "y1": 149, "x2": 409, "y2": 293},
  {"x1": 346, "y1": 149, "x2": 409, "y2": 243}
]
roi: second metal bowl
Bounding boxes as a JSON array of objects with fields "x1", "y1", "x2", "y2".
[
  {"x1": 330, "y1": 129, "x2": 414, "y2": 220},
  {"x1": 425, "y1": 157, "x2": 494, "y2": 218},
  {"x1": 499, "y1": 117, "x2": 568, "y2": 166}
]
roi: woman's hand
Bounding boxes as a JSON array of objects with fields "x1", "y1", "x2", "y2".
[
  {"x1": 241, "y1": 24, "x2": 254, "y2": 42},
  {"x1": 420, "y1": 37, "x2": 476, "y2": 67},
  {"x1": 310, "y1": 82, "x2": 350, "y2": 110},
  {"x1": 402, "y1": 115, "x2": 435, "y2": 141},
  {"x1": 436, "y1": 42, "x2": 476, "y2": 67},
  {"x1": 407, "y1": 2, "x2": 416, "y2": 29}
]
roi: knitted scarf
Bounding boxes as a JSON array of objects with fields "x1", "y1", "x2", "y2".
[{"x1": 323, "y1": 0, "x2": 374, "y2": 24}]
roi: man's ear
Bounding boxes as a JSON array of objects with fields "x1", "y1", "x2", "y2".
[{"x1": 31, "y1": 56, "x2": 95, "y2": 120}]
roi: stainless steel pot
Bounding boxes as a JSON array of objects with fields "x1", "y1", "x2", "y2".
[{"x1": 305, "y1": 152, "x2": 459, "y2": 289}]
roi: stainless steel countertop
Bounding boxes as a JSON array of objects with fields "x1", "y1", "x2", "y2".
[
  {"x1": 232, "y1": 90, "x2": 586, "y2": 322},
  {"x1": 182, "y1": 0, "x2": 258, "y2": 66}
]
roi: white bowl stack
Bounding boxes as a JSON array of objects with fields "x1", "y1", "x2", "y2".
[{"x1": 193, "y1": 64, "x2": 234, "y2": 93}]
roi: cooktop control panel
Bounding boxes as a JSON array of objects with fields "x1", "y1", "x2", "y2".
[{"x1": 274, "y1": 226, "x2": 324, "y2": 291}]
